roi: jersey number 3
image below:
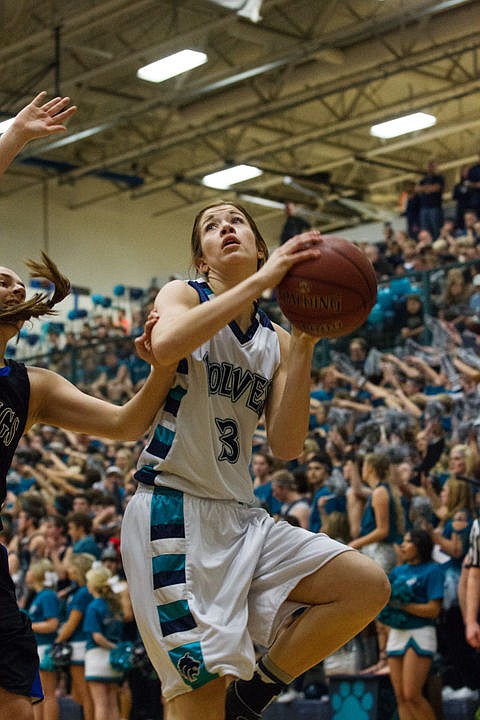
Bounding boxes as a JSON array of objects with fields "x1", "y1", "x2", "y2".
[{"x1": 215, "y1": 418, "x2": 240, "y2": 463}]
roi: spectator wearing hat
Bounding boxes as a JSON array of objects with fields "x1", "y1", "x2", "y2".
[{"x1": 94, "y1": 466, "x2": 125, "y2": 515}]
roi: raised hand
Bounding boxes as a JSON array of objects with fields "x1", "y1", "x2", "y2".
[
  {"x1": 11, "y1": 91, "x2": 77, "y2": 142},
  {"x1": 256, "y1": 230, "x2": 322, "y2": 290}
]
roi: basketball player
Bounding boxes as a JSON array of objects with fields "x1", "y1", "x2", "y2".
[
  {"x1": 0, "y1": 93, "x2": 176, "y2": 720},
  {"x1": 121, "y1": 202, "x2": 391, "y2": 720}
]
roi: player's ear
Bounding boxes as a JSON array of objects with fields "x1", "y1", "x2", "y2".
[{"x1": 196, "y1": 257, "x2": 209, "y2": 274}]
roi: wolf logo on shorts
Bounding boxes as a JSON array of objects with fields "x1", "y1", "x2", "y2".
[{"x1": 178, "y1": 652, "x2": 201, "y2": 683}]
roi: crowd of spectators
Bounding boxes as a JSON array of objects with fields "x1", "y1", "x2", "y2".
[{"x1": 4, "y1": 195, "x2": 480, "y2": 719}]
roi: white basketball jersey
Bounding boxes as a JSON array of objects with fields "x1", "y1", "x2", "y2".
[{"x1": 135, "y1": 280, "x2": 281, "y2": 502}]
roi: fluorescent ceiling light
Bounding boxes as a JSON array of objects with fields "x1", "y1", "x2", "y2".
[
  {"x1": 238, "y1": 193, "x2": 285, "y2": 209},
  {"x1": 202, "y1": 164, "x2": 263, "y2": 189},
  {"x1": 370, "y1": 112, "x2": 436, "y2": 139},
  {"x1": 0, "y1": 117, "x2": 14, "y2": 134},
  {"x1": 137, "y1": 49, "x2": 208, "y2": 83}
]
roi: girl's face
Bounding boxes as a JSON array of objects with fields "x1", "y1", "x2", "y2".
[
  {"x1": 195, "y1": 204, "x2": 263, "y2": 275},
  {"x1": 0, "y1": 267, "x2": 26, "y2": 305},
  {"x1": 400, "y1": 533, "x2": 419, "y2": 563},
  {"x1": 450, "y1": 450, "x2": 466, "y2": 475},
  {"x1": 0, "y1": 266, "x2": 26, "y2": 330}
]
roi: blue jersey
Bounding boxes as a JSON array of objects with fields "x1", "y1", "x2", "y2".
[
  {"x1": 135, "y1": 280, "x2": 281, "y2": 503},
  {"x1": 253, "y1": 481, "x2": 282, "y2": 515},
  {"x1": 309, "y1": 487, "x2": 338, "y2": 533},
  {"x1": 360, "y1": 483, "x2": 403, "y2": 544},
  {"x1": 72, "y1": 535, "x2": 101, "y2": 559},
  {"x1": 28, "y1": 588, "x2": 60, "y2": 646},
  {"x1": 64, "y1": 585, "x2": 93, "y2": 642},
  {"x1": 386, "y1": 561, "x2": 444, "y2": 629},
  {"x1": 83, "y1": 597, "x2": 123, "y2": 650}
]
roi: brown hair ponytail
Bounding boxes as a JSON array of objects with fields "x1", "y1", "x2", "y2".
[{"x1": 0, "y1": 252, "x2": 70, "y2": 323}]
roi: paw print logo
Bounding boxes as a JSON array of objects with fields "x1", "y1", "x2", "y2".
[{"x1": 331, "y1": 680, "x2": 374, "y2": 720}]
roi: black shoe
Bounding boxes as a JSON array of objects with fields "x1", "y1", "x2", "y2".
[{"x1": 225, "y1": 681, "x2": 262, "y2": 720}]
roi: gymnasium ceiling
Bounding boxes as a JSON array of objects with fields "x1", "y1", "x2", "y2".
[{"x1": 1, "y1": 0, "x2": 480, "y2": 232}]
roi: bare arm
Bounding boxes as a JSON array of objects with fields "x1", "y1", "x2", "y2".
[
  {"x1": 31, "y1": 617, "x2": 59, "y2": 634},
  {"x1": 265, "y1": 326, "x2": 318, "y2": 459},
  {"x1": 27, "y1": 361, "x2": 177, "y2": 441},
  {"x1": 402, "y1": 598, "x2": 442, "y2": 619},
  {"x1": 465, "y1": 566, "x2": 480, "y2": 648},
  {"x1": 92, "y1": 631, "x2": 116, "y2": 650}
]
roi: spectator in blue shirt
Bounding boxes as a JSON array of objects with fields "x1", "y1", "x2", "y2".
[
  {"x1": 84, "y1": 565, "x2": 124, "y2": 720},
  {"x1": 66, "y1": 512, "x2": 102, "y2": 560},
  {"x1": 56, "y1": 553, "x2": 95, "y2": 720},
  {"x1": 25, "y1": 559, "x2": 60, "y2": 720},
  {"x1": 380, "y1": 529, "x2": 443, "y2": 720}
]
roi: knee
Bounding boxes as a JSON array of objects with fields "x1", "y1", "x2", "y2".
[{"x1": 403, "y1": 689, "x2": 423, "y2": 704}]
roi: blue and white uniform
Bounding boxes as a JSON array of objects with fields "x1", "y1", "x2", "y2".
[
  {"x1": 63, "y1": 584, "x2": 93, "y2": 664},
  {"x1": 121, "y1": 280, "x2": 349, "y2": 700},
  {"x1": 385, "y1": 561, "x2": 444, "y2": 657},
  {"x1": 27, "y1": 587, "x2": 60, "y2": 670},
  {"x1": 83, "y1": 597, "x2": 124, "y2": 682}
]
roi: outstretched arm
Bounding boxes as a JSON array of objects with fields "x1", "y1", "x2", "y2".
[
  {"x1": 27, "y1": 360, "x2": 177, "y2": 442},
  {"x1": 0, "y1": 91, "x2": 77, "y2": 177}
]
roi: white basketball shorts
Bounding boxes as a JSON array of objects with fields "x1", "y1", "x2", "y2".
[{"x1": 121, "y1": 483, "x2": 350, "y2": 700}]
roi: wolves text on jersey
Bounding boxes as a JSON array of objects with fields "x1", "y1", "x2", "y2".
[{"x1": 202, "y1": 352, "x2": 271, "y2": 416}]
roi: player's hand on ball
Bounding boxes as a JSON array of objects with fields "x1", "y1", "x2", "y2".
[
  {"x1": 257, "y1": 230, "x2": 323, "y2": 289},
  {"x1": 290, "y1": 325, "x2": 321, "y2": 344}
]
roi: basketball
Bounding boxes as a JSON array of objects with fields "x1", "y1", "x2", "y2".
[{"x1": 275, "y1": 235, "x2": 377, "y2": 338}]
